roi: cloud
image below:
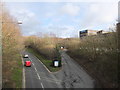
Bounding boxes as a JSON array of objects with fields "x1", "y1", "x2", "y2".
[
  {"x1": 9, "y1": 8, "x2": 36, "y2": 22},
  {"x1": 14, "y1": 9, "x2": 41, "y2": 35},
  {"x1": 89, "y1": 3, "x2": 117, "y2": 22},
  {"x1": 79, "y1": 3, "x2": 117, "y2": 30},
  {"x1": 6, "y1": 5, "x2": 41, "y2": 35},
  {"x1": 45, "y1": 12, "x2": 54, "y2": 18},
  {"x1": 5, "y1": 2, "x2": 118, "y2": 37},
  {"x1": 45, "y1": 25, "x2": 77, "y2": 38},
  {"x1": 60, "y1": 3, "x2": 80, "y2": 16}
]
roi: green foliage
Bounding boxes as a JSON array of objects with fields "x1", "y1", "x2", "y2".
[{"x1": 12, "y1": 58, "x2": 22, "y2": 88}]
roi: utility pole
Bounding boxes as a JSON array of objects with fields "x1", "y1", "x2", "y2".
[
  {"x1": 117, "y1": 23, "x2": 120, "y2": 88},
  {"x1": 0, "y1": 2, "x2": 3, "y2": 89},
  {"x1": 117, "y1": 1, "x2": 120, "y2": 88}
]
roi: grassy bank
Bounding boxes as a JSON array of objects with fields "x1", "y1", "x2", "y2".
[
  {"x1": 2, "y1": 53, "x2": 23, "y2": 88},
  {"x1": 27, "y1": 48, "x2": 61, "y2": 72},
  {"x1": 2, "y1": 3, "x2": 23, "y2": 88},
  {"x1": 67, "y1": 51, "x2": 118, "y2": 88},
  {"x1": 11, "y1": 54, "x2": 22, "y2": 88},
  {"x1": 63, "y1": 32, "x2": 118, "y2": 88}
]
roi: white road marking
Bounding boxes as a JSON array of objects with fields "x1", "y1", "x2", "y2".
[
  {"x1": 32, "y1": 63, "x2": 35, "y2": 66},
  {"x1": 34, "y1": 67, "x2": 37, "y2": 72},
  {"x1": 37, "y1": 73, "x2": 41, "y2": 80},
  {"x1": 37, "y1": 59, "x2": 51, "y2": 73},
  {"x1": 29, "y1": 53, "x2": 51, "y2": 73},
  {"x1": 24, "y1": 53, "x2": 46, "y2": 88},
  {"x1": 31, "y1": 54, "x2": 64, "y2": 88},
  {"x1": 41, "y1": 83, "x2": 44, "y2": 89},
  {"x1": 32, "y1": 63, "x2": 41, "y2": 80}
]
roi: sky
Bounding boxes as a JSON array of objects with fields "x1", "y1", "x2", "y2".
[{"x1": 3, "y1": 0, "x2": 119, "y2": 38}]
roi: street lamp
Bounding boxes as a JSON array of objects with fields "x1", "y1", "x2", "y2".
[
  {"x1": 17, "y1": 21, "x2": 22, "y2": 24},
  {"x1": 1, "y1": 20, "x2": 22, "y2": 24}
]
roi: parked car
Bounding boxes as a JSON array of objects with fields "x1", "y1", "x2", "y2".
[{"x1": 24, "y1": 58, "x2": 31, "y2": 67}]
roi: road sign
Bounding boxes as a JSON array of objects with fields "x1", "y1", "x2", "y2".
[
  {"x1": 54, "y1": 61, "x2": 59, "y2": 67},
  {"x1": 52, "y1": 59, "x2": 62, "y2": 67}
]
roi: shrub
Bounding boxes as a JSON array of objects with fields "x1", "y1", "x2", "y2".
[{"x1": 24, "y1": 35, "x2": 61, "y2": 60}]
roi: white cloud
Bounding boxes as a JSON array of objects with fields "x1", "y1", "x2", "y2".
[
  {"x1": 9, "y1": 8, "x2": 36, "y2": 22},
  {"x1": 80, "y1": 3, "x2": 117, "y2": 30},
  {"x1": 89, "y1": 3, "x2": 117, "y2": 22},
  {"x1": 60, "y1": 3, "x2": 80, "y2": 16},
  {"x1": 7, "y1": 7, "x2": 41, "y2": 35},
  {"x1": 5, "y1": 2, "x2": 118, "y2": 37},
  {"x1": 46, "y1": 25, "x2": 77, "y2": 38},
  {"x1": 45, "y1": 12, "x2": 54, "y2": 18}
]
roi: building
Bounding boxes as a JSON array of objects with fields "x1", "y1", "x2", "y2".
[
  {"x1": 79, "y1": 29, "x2": 109, "y2": 38},
  {"x1": 97, "y1": 30, "x2": 109, "y2": 35}
]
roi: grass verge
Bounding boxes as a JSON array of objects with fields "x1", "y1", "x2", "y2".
[
  {"x1": 2, "y1": 54, "x2": 22, "y2": 88},
  {"x1": 7, "y1": 54, "x2": 22, "y2": 88},
  {"x1": 11, "y1": 54, "x2": 22, "y2": 88},
  {"x1": 27, "y1": 48, "x2": 61, "y2": 72}
]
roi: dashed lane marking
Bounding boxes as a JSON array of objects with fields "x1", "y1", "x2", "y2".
[
  {"x1": 32, "y1": 63, "x2": 35, "y2": 66},
  {"x1": 37, "y1": 73, "x2": 41, "y2": 80},
  {"x1": 34, "y1": 67, "x2": 37, "y2": 72},
  {"x1": 41, "y1": 83, "x2": 44, "y2": 89}
]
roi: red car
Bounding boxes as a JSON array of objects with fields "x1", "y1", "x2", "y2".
[
  {"x1": 25, "y1": 61, "x2": 31, "y2": 67},
  {"x1": 24, "y1": 58, "x2": 32, "y2": 67}
]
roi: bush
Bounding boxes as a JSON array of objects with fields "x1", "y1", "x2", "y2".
[{"x1": 24, "y1": 35, "x2": 61, "y2": 60}]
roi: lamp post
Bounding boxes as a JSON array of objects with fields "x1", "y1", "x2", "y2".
[{"x1": 17, "y1": 21, "x2": 22, "y2": 24}]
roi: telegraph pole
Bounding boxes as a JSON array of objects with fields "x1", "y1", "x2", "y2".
[
  {"x1": 117, "y1": 1, "x2": 120, "y2": 88},
  {"x1": 117, "y1": 23, "x2": 120, "y2": 89},
  {"x1": 0, "y1": 2, "x2": 2, "y2": 89}
]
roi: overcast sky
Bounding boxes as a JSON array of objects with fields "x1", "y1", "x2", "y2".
[{"x1": 4, "y1": 0, "x2": 119, "y2": 38}]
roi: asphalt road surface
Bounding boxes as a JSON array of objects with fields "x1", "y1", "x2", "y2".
[{"x1": 22, "y1": 51, "x2": 94, "y2": 88}]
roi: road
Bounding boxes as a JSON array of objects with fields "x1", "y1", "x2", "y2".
[
  {"x1": 22, "y1": 51, "x2": 62, "y2": 88},
  {"x1": 22, "y1": 51, "x2": 94, "y2": 88},
  {"x1": 54, "y1": 51, "x2": 94, "y2": 88}
]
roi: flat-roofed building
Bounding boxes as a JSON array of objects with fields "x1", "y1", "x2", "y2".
[
  {"x1": 97, "y1": 30, "x2": 109, "y2": 35},
  {"x1": 79, "y1": 30, "x2": 109, "y2": 38}
]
